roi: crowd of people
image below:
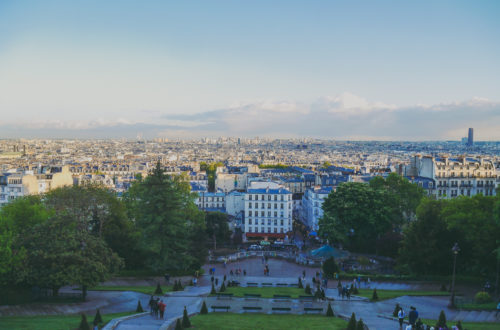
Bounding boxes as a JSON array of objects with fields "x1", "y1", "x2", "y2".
[{"x1": 148, "y1": 296, "x2": 166, "y2": 319}]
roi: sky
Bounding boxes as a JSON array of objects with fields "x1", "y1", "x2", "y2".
[{"x1": 0, "y1": 0, "x2": 499, "y2": 140}]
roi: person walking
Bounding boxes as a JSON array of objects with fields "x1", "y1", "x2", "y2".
[
  {"x1": 158, "y1": 300, "x2": 166, "y2": 320},
  {"x1": 408, "y1": 306, "x2": 419, "y2": 327},
  {"x1": 495, "y1": 300, "x2": 500, "y2": 318},
  {"x1": 148, "y1": 295, "x2": 155, "y2": 315},
  {"x1": 398, "y1": 307, "x2": 406, "y2": 329}
]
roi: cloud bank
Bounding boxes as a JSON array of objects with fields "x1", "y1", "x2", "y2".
[{"x1": 1, "y1": 93, "x2": 499, "y2": 140}]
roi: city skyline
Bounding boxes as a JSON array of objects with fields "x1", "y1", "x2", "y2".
[{"x1": 1, "y1": 1, "x2": 500, "y2": 139}]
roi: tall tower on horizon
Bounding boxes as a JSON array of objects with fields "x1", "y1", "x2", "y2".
[{"x1": 467, "y1": 128, "x2": 474, "y2": 147}]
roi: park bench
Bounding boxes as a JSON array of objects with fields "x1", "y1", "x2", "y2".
[
  {"x1": 276, "y1": 283, "x2": 288, "y2": 287},
  {"x1": 244, "y1": 294, "x2": 261, "y2": 300},
  {"x1": 299, "y1": 295, "x2": 314, "y2": 302},
  {"x1": 246, "y1": 282, "x2": 258, "y2": 287},
  {"x1": 262, "y1": 282, "x2": 273, "y2": 286},
  {"x1": 242, "y1": 306, "x2": 262, "y2": 313},
  {"x1": 304, "y1": 307, "x2": 323, "y2": 314},
  {"x1": 211, "y1": 305, "x2": 230, "y2": 312},
  {"x1": 273, "y1": 295, "x2": 291, "y2": 301},
  {"x1": 216, "y1": 293, "x2": 234, "y2": 300},
  {"x1": 272, "y1": 307, "x2": 291, "y2": 313}
]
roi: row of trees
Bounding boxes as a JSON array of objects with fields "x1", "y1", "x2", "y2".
[
  {"x1": 319, "y1": 173, "x2": 500, "y2": 278},
  {"x1": 0, "y1": 163, "x2": 231, "y2": 298}
]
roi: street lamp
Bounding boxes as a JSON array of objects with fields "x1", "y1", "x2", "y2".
[{"x1": 449, "y1": 242, "x2": 460, "y2": 308}]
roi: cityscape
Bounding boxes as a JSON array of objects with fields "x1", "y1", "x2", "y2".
[{"x1": 1, "y1": 1, "x2": 500, "y2": 330}]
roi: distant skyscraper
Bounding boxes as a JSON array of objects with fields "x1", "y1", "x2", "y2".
[{"x1": 467, "y1": 128, "x2": 474, "y2": 146}]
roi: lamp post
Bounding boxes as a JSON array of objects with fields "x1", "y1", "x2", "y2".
[{"x1": 449, "y1": 242, "x2": 460, "y2": 308}]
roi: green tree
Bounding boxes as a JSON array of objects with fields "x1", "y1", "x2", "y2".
[
  {"x1": 319, "y1": 182, "x2": 396, "y2": 253},
  {"x1": 322, "y1": 256, "x2": 339, "y2": 278},
  {"x1": 126, "y1": 162, "x2": 206, "y2": 272},
  {"x1": 435, "y1": 310, "x2": 447, "y2": 329},
  {"x1": 205, "y1": 212, "x2": 231, "y2": 249},
  {"x1": 347, "y1": 313, "x2": 357, "y2": 330},
  {"x1": 182, "y1": 306, "x2": 191, "y2": 328},
  {"x1": 200, "y1": 301, "x2": 208, "y2": 314}
]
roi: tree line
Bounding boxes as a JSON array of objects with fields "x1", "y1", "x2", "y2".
[
  {"x1": 0, "y1": 162, "x2": 231, "y2": 299},
  {"x1": 319, "y1": 173, "x2": 500, "y2": 278}
]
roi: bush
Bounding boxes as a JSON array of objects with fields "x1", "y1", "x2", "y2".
[
  {"x1": 392, "y1": 303, "x2": 400, "y2": 317},
  {"x1": 136, "y1": 300, "x2": 144, "y2": 313},
  {"x1": 455, "y1": 320, "x2": 463, "y2": 330},
  {"x1": 356, "y1": 318, "x2": 365, "y2": 330},
  {"x1": 182, "y1": 306, "x2": 191, "y2": 328},
  {"x1": 93, "y1": 309, "x2": 103, "y2": 325},
  {"x1": 178, "y1": 280, "x2": 183, "y2": 291},
  {"x1": 298, "y1": 277, "x2": 303, "y2": 289},
  {"x1": 219, "y1": 282, "x2": 226, "y2": 293},
  {"x1": 175, "y1": 318, "x2": 183, "y2": 330},
  {"x1": 200, "y1": 301, "x2": 208, "y2": 314},
  {"x1": 210, "y1": 283, "x2": 216, "y2": 295},
  {"x1": 371, "y1": 288, "x2": 378, "y2": 301},
  {"x1": 351, "y1": 284, "x2": 359, "y2": 295},
  {"x1": 435, "y1": 310, "x2": 447, "y2": 329},
  {"x1": 474, "y1": 291, "x2": 492, "y2": 304},
  {"x1": 347, "y1": 312, "x2": 357, "y2": 330},
  {"x1": 155, "y1": 283, "x2": 163, "y2": 294},
  {"x1": 223, "y1": 275, "x2": 227, "y2": 281},
  {"x1": 440, "y1": 283, "x2": 447, "y2": 292},
  {"x1": 322, "y1": 256, "x2": 339, "y2": 278},
  {"x1": 326, "y1": 303, "x2": 334, "y2": 317},
  {"x1": 78, "y1": 314, "x2": 90, "y2": 330},
  {"x1": 305, "y1": 284, "x2": 312, "y2": 295}
]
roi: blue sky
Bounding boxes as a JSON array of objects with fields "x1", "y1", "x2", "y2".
[{"x1": 0, "y1": 1, "x2": 499, "y2": 139}]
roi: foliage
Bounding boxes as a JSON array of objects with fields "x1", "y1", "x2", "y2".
[
  {"x1": 371, "y1": 288, "x2": 378, "y2": 301},
  {"x1": 125, "y1": 162, "x2": 207, "y2": 272},
  {"x1": 210, "y1": 283, "x2": 216, "y2": 294},
  {"x1": 93, "y1": 309, "x2": 102, "y2": 325},
  {"x1": 182, "y1": 306, "x2": 191, "y2": 328},
  {"x1": 136, "y1": 300, "x2": 144, "y2": 313},
  {"x1": 258, "y1": 164, "x2": 289, "y2": 169},
  {"x1": 326, "y1": 302, "x2": 334, "y2": 317},
  {"x1": 78, "y1": 314, "x2": 90, "y2": 330},
  {"x1": 347, "y1": 313, "x2": 357, "y2": 330},
  {"x1": 175, "y1": 318, "x2": 183, "y2": 330},
  {"x1": 219, "y1": 281, "x2": 226, "y2": 292},
  {"x1": 474, "y1": 291, "x2": 492, "y2": 304},
  {"x1": 201, "y1": 162, "x2": 223, "y2": 192},
  {"x1": 205, "y1": 212, "x2": 231, "y2": 249},
  {"x1": 456, "y1": 320, "x2": 463, "y2": 330},
  {"x1": 298, "y1": 277, "x2": 303, "y2": 288},
  {"x1": 322, "y1": 257, "x2": 339, "y2": 278},
  {"x1": 155, "y1": 283, "x2": 163, "y2": 294},
  {"x1": 435, "y1": 310, "x2": 447, "y2": 329},
  {"x1": 200, "y1": 301, "x2": 208, "y2": 314},
  {"x1": 305, "y1": 283, "x2": 311, "y2": 295},
  {"x1": 356, "y1": 319, "x2": 365, "y2": 330},
  {"x1": 393, "y1": 303, "x2": 400, "y2": 317}
]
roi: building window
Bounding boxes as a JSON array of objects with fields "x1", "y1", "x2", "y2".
[
  {"x1": 249, "y1": 202, "x2": 252, "y2": 208},
  {"x1": 280, "y1": 219, "x2": 284, "y2": 226},
  {"x1": 249, "y1": 219, "x2": 252, "y2": 225},
  {"x1": 261, "y1": 211, "x2": 265, "y2": 217},
  {"x1": 268, "y1": 203, "x2": 271, "y2": 209},
  {"x1": 274, "y1": 195, "x2": 277, "y2": 201},
  {"x1": 274, "y1": 211, "x2": 277, "y2": 217},
  {"x1": 274, "y1": 219, "x2": 277, "y2": 225},
  {"x1": 249, "y1": 211, "x2": 252, "y2": 216},
  {"x1": 268, "y1": 227, "x2": 271, "y2": 233},
  {"x1": 274, "y1": 228, "x2": 277, "y2": 233},
  {"x1": 268, "y1": 211, "x2": 271, "y2": 217},
  {"x1": 268, "y1": 195, "x2": 271, "y2": 201}
]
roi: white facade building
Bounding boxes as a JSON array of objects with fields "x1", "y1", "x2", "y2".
[
  {"x1": 243, "y1": 187, "x2": 292, "y2": 240},
  {"x1": 301, "y1": 186, "x2": 333, "y2": 231}
]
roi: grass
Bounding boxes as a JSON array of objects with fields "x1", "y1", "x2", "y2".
[
  {"x1": 213, "y1": 286, "x2": 310, "y2": 298},
  {"x1": 191, "y1": 313, "x2": 348, "y2": 329},
  {"x1": 87, "y1": 285, "x2": 172, "y2": 295},
  {"x1": 457, "y1": 302, "x2": 497, "y2": 311},
  {"x1": 356, "y1": 289, "x2": 450, "y2": 301},
  {"x1": 0, "y1": 311, "x2": 135, "y2": 330},
  {"x1": 421, "y1": 318, "x2": 500, "y2": 330}
]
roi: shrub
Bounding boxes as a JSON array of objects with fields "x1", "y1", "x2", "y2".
[
  {"x1": 322, "y1": 256, "x2": 339, "y2": 278},
  {"x1": 356, "y1": 318, "x2": 365, "y2": 330},
  {"x1": 136, "y1": 300, "x2": 144, "y2": 313},
  {"x1": 93, "y1": 309, "x2": 103, "y2": 325},
  {"x1": 182, "y1": 306, "x2": 191, "y2": 328},
  {"x1": 173, "y1": 281, "x2": 179, "y2": 291},
  {"x1": 200, "y1": 301, "x2": 208, "y2": 314},
  {"x1": 347, "y1": 312, "x2": 357, "y2": 330},
  {"x1": 351, "y1": 285, "x2": 359, "y2": 295},
  {"x1": 455, "y1": 320, "x2": 463, "y2": 330},
  {"x1": 219, "y1": 282, "x2": 226, "y2": 293},
  {"x1": 326, "y1": 303, "x2": 334, "y2": 317},
  {"x1": 305, "y1": 284, "x2": 312, "y2": 295},
  {"x1": 392, "y1": 303, "x2": 400, "y2": 318},
  {"x1": 78, "y1": 314, "x2": 90, "y2": 330},
  {"x1": 474, "y1": 291, "x2": 492, "y2": 304},
  {"x1": 223, "y1": 275, "x2": 227, "y2": 282},
  {"x1": 440, "y1": 283, "x2": 447, "y2": 292},
  {"x1": 210, "y1": 283, "x2": 216, "y2": 295},
  {"x1": 435, "y1": 310, "x2": 447, "y2": 329},
  {"x1": 175, "y1": 318, "x2": 183, "y2": 330},
  {"x1": 178, "y1": 280, "x2": 183, "y2": 290},
  {"x1": 298, "y1": 277, "x2": 303, "y2": 289},
  {"x1": 371, "y1": 288, "x2": 378, "y2": 301},
  {"x1": 155, "y1": 283, "x2": 163, "y2": 294}
]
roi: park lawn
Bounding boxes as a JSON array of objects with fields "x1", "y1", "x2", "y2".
[
  {"x1": 356, "y1": 289, "x2": 449, "y2": 301},
  {"x1": 191, "y1": 313, "x2": 348, "y2": 329},
  {"x1": 216, "y1": 286, "x2": 309, "y2": 298},
  {"x1": 88, "y1": 285, "x2": 172, "y2": 295},
  {"x1": 421, "y1": 318, "x2": 499, "y2": 330},
  {"x1": 0, "y1": 311, "x2": 135, "y2": 330},
  {"x1": 457, "y1": 302, "x2": 497, "y2": 310}
]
